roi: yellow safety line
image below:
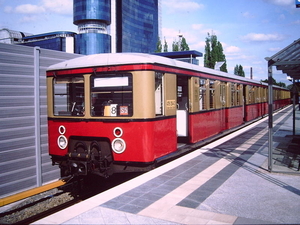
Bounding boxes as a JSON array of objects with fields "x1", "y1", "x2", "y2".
[{"x1": 0, "y1": 180, "x2": 65, "y2": 207}]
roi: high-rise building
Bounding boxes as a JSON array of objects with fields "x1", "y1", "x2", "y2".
[
  {"x1": 73, "y1": 0, "x2": 159, "y2": 54},
  {"x1": 1, "y1": 0, "x2": 160, "y2": 55},
  {"x1": 112, "y1": 0, "x2": 159, "y2": 53},
  {"x1": 73, "y1": 0, "x2": 111, "y2": 54}
]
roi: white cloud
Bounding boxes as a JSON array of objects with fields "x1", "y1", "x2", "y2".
[
  {"x1": 190, "y1": 41, "x2": 205, "y2": 51},
  {"x1": 163, "y1": 0, "x2": 204, "y2": 13},
  {"x1": 161, "y1": 27, "x2": 180, "y2": 50},
  {"x1": 162, "y1": 27, "x2": 180, "y2": 39},
  {"x1": 42, "y1": 0, "x2": 72, "y2": 15},
  {"x1": 225, "y1": 46, "x2": 241, "y2": 54},
  {"x1": 20, "y1": 15, "x2": 39, "y2": 23},
  {"x1": 263, "y1": 0, "x2": 294, "y2": 6},
  {"x1": 241, "y1": 33, "x2": 285, "y2": 42},
  {"x1": 15, "y1": 4, "x2": 45, "y2": 14},
  {"x1": 5, "y1": 0, "x2": 72, "y2": 16}
]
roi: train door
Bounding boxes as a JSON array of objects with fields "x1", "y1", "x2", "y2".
[{"x1": 176, "y1": 76, "x2": 189, "y2": 141}]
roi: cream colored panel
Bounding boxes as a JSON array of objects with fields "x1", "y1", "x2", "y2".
[
  {"x1": 83, "y1": 74, "x2": 91, "y2": 117},
  {"x1": 133, "y1": 71, "x2": 155, "y2": 118},
  {"x1": 47, "y1": 77, "x2": 54, "y2": 117},
  {"x1": 164, "y1": 73, "x2": 177, "y2": 116},
  {"x1": 188, "y1": 77, "x2": 199, "y2": 113}
]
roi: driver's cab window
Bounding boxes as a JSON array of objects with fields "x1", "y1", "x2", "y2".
[
  {"x1": 53, "y1": 76, "x2": 84, "y2": 116},
  {"x1": 90, "y1": 73, "x2": 133, "y2": 117}
]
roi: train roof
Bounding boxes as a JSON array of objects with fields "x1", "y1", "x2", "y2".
[{"x1": 47, "y1": 53, "x2": 285, "y2": 89}]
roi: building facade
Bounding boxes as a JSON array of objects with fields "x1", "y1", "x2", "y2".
[
  {"x1": 114, "y1": 0, "x2": 159, "y2": 53},
  {"x1": 0, "y1": 28, "x2": 32, "y2": 44},
  {"x1": 0, "y1": 0, "x2": 160, "y2": 55},
  {"x1": 22, "y1": 32, "x2": 76, "y2": 53},
  {"x1": 73, "y1": 0, "x2": 111, "y2": 54}
]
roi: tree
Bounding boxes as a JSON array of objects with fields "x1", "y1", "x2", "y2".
[
  {"x1": 204, "y1": 35, "x2": 212, "y2": 68},
  {"x1": 163, "y1": 38, "x2": 168, "y2": 52},
  {"x1": 234, "y1": 64, "x2": 245, "y2": 77},
  {"x1": 180, "y1": 37, "x2": 190, "y2": 51},
  {"x1": 261, "y1": 78, "x2": 286, "y2": 88},
  {"x1": 172, "y1": 35, "x2": 189, "y2": 51},
  {"x1": 172, "y1": 40, "x2": 179, "y2": 51},
  {"x1": 155, "y1": 37, "x2": 162, "y2": 53},
  {"x1": 204, "y1": 33, "x2": 227, "y2": 72},
  {"x1": 277, "y1": 82, "x2": 286, "y2": 88}
]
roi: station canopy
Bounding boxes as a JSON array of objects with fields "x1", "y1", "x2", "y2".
[{"x1": 266, "y1": 38, "x2": 300, "y2": 81}]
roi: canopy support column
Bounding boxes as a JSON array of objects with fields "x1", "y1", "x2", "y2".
[{"x1": 267, "y1": 62, "x2": 273, "y2": 172}]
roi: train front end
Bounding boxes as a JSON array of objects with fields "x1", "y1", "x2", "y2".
[{"x1": 46, "y1": 54, "x2": 177, "y2": 178}]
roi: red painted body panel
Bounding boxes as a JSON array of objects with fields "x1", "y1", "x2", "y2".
[
  {"x1": 189, "y1": 110, "x2": 225, "y2": 143},
  {"x1": 48, "y1": 117, "x2": 177, "y2": 163},
  {"x1": 245, "y1": 104, "x2": 260, "y2": 121},
  {"x1": 189, "y1": 107, "x2": 245, "y2": 143},
  {"x1": 225, "y1": 107, "x2": 244, "y2": 129}
]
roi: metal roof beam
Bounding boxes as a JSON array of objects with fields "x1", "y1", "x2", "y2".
[{"x1": 273, "y1": 60, "x2": 300, "y2": 66}]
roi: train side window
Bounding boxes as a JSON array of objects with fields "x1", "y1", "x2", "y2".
[
  {"x1": 155, "y1": 72, "x2": 164, "y2": 116},
  {"x1": 53, "y1": 76, "x2": 84, "y2": 116},
  {"x1": 231, "y1": 83, "x2": 236, "y2": 106},
  {"x1": 237, "y1": 84, "x2": 241, "y2": 105},
  {"x1": 209, "y1": 80, "x2": 215, "y2": 109},
  {"x1": 248, "y1": 85, "x2": 254, "y2": 104},
  {"x1": 220, "y1": 82, "x2": 226, "y2": 108},
  {"x1": 199, "y1": 78, "x2": 206, "y2": 110},
  {"x1": 90, "y1": 73, "x2": 133, "y2": 117}
]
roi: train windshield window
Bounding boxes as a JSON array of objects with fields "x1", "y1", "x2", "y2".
[
  {"x1": 53, "y1": 76, "x2": 85, "y2": 116},
  {"x1": 91, "y1": 74, "x2": 133, "y2": 117}
]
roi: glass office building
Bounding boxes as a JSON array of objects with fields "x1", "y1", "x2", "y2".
[
  {"x1": 21, "y1": 32, "x2": 76, "y2": 53},
  {"x1": 2, "y1": 1, "x2": 159, "y2": 55},
  {"x1": 115, "y1": 0, "x2": 159, "y2": 53},
  {"x1": 73, "y1": 0, "x2": 111, "y2": 54}
]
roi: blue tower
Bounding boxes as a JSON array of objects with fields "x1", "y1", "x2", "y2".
[{"x1": 73, "y1": 0, "x2": 111, "y2": 54}]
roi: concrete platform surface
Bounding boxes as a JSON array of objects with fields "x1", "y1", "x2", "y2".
[{"x1": 34, "y1": 106, "x2": 300, "y2": 225}]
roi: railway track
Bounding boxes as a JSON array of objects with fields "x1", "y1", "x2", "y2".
[
  {"x1": 0, "y1": 177, "x2": 78, "y2": 224},
  {"x1": 0, "y1": 173, "x2": 142, "y2": 224}
]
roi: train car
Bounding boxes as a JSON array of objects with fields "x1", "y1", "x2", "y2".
[{"x1": 46, "y1": 53, "x2": 290, "y2": 177}]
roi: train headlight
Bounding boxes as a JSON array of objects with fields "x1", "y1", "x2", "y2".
[
  {"x1": 58, "y1": 125, "x2": 66, "y2": 134},
  {"x1": 111, "y1": 138, "x2": 126, "y2": 154},
  {"x1": 113, "y1": 127, "x2": 123, "y2": 137},
  {"x1": 57, "y1": 135, "x2": 68, "y2": 149}
]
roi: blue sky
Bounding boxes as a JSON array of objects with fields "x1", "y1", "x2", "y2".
[{"x1": 0, "y1": 0, "x2": 299, "y2": 85}]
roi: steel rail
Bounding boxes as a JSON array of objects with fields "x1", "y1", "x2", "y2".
[{"x1": 0, "y1": 180, "x2": 65, "y2": 207}]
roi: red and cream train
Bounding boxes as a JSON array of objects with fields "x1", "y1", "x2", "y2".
[{"x1": 46, "y1": 53, "x2": 290, "y2": 177}]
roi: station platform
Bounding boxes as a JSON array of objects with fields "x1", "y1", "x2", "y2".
[{"x1": 34, "y1": 105, "x2": 300, "y2": 225}]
